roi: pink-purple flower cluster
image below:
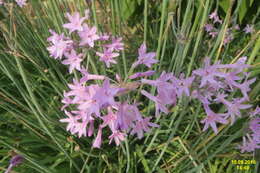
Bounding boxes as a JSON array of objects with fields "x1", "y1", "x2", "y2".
[
  {"x1": 59, "y1": 66, "x2": 159, "y2": 147},
  {"x1": 140, "y1": 56, "x2": 256, "y2": 135},
  {"x1": 47, "y1": 9, "x2": 257, "y2": 149},
  {"x1": 205, "y1": 11, "x2": 234, "y2": 45},
  {"x1": 47, "y1": 10, "x2": 124, "y2": 71},
  {"x1": 191, "y1": 57, "x2": 255, "y2": 133},
  {"x1": 243, "y1": 24, "x2": 255, "y2": 34},
  {"x1": 47, "y1": 10, "x2": 159, "y2": 148},
  {"x1": 239, "y1": 107, "x2": 260, "y2": 153},
  {"x1": 204, "y1": 11, "x2": 254, "y2": 45}
]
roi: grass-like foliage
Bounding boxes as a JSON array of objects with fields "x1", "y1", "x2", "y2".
[{"x1": 0, "y1": 0, "x2": 259, "y2": 172}]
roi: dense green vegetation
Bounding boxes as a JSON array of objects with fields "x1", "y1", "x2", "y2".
[{"x1": 0, "y1": 0, "x2": 259, "y2": 172}]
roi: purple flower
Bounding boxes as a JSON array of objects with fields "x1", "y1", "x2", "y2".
[
  {"x1": 66, "y1": 79, "x2": 88, "y2": 102},
  {"x1": 209, "y1": 31, "x2": 218, "y2": 38},
  {"x1": 72, "y1": 120, "x2": 89, "y2": 138},
  {"x1": 0, "y1": 0, "x2": 4, "y2": 5},
  {"x1": 77, "y1": 85, "x2": 101, "y2": 117},
  {"x1": 233, "y1": 77, "x2": 256, "y2": 100},
  {"x1": 172, "y1": 73, "x2": 195, "y2": 97},
  {"x1": 129, "y1": 70, "x2": 155, "y2": 79},
  {"x1": 239, "y1": 134, "x2": 260, "y2": 153},
  {"x1": 93, "y1": 79, "x2": 119, "y2": 108},
  {"x1": 78, "y1": 24, "x2": 99, "y2": 47},
  {"x1": 132, "y1": 43, "x2": 158, "y2": 68},
  {"x1": 141, "y1": 90, "x2": 169, "y2": 116},
  {"x1": 218, "y1": 57, "x2": 254, "y2": 95},
  {"x1": 142, "y1": 71, "x2": 177, "y2": 106},
  {"x1": 217, "y1": 96, "x2": 252, "y2": 124},
  {"x1": 115, "y1": 102, "x2": 142, "y2": 130},
  {"x1": 60, "y1": 110, "x2": 95, "y2": 138},
  {"x1": 243, "y1": 24, "x2": 254, "y2": 34},
  {"x1": 47, "y1": 30, "x2": 60, "y2": 43},
  {"x1": 109, "y1": 130, "x2": 126, "y2": 146},
  {"x1": 79, "y1": 68, "x2": 105, "y2": 83},
  {"x1": 222, "y1": 71, "x2": 242, "y2": 91},
  {"x1": 141, "y1": 71, "x2": 173, "y2": 90},
  {"x1": 62, "y1": 50, "x2": 83, "y2": 73},
  {"x1": 101, "y1": 107, "x2": 117, "y2": 130},
  {"x1": 15, "y1": 0, "x2": 26, "y2": 7},
  {"x1": 201, "y1": 104, "x2": 228, "y2": 134},
  {"x1": 99, "y1": 33, "x2": 110, "y2": 41},
  {"x1": 209, "y1": 11, "x2": 217, "y2": 19},
  {"x1": 191, "y1": 90, "x2": 212, "y2": 105},
  {"x1": 5, "y1": 155, "x2": 24, "y2": 173},
  {"x1": 104, "y1": 37, "x2": 124, "y2": 51},
  {"x1": 10, "y1": 155, "x2": 23, "y2": 166},
  {"x1": 213, "y1": 16, "x2": 222, "y2": 24},
  {"x1": 87, "y1": 120, "x2": 94, "y2": 137},
  {"x1": 92, "y1": 127, "x2": 103, "y2": 148},
  {"x1": 59, "y1": 110, "x2": 81, "y2": 133},
  {"x1": 61, "y1": 91, "x2": 74, "y2": 110},
  {"x1": 221, "y1": 56, "x2": 250, "y2": 72},
  {"x1": 63, "y1": 12, "x2": 86, "y2": 33},
  {"x1": 239, "y1": 117, "x2": 260, "y2": 153},
  {"x1": 130, "y1": 117, "x2": 159, "y2": 139},
  {"x1": 193, "y1": 58, "x2": 226, "y2": 88},
  {"x1": 115, "y1": 74, "x2": 122, "y2": 83},
  {"x1": 234, "y1": 56, "x2": 248, "y2": 66},
  {"x1": 249, "y1": 118, "x2": 260, "y2": 133},
  {"x1": 209, "y1": 11, "x2": 222, "y2": 24},
  {"x1": 96, "y1": 48, "x2": 119, "y2": 67},
  {"x1": 47, "y1": 31, "x2": 73, "y2": 59},
  {"x1": 204, "y1": 24, "x2": 214, "y2": 32}
]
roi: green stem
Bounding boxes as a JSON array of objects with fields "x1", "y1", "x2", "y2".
[
  {"x1": 15, "y1": 55, "x2": 80, "y2": 172},
  {"x1": 247, "y1": 33, "x2": 260, "y2": 65},
  {"x1": 144, "y1": 0, "x2": 148, "y2": 43},
  {"x1": 125, "y1": 137, "x2": 131, "y2": 173}
]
